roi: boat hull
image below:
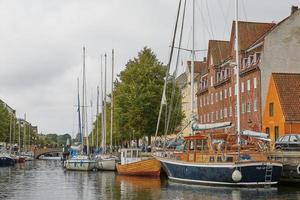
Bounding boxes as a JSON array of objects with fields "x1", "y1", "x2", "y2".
[
  {"x1": 117, "y1": 158, "x2": 161, "y2": 177},
  {"x1": 159, "y1": 158, "x2": 283, "y2": 186},
  {"x1": 65, "y1": 159, "x2": 96, "y2": 171},
  {"x1": 0, "y1": 156, "x2": 15, "y2": 167},
  {"x1": 98, "y1": 158, "x2": 116, "y2": 171}
]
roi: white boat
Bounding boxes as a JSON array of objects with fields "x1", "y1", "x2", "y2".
[
  {"x1": 96, "y1": 154, "x2": 117, "y2": 171},
  {"x1": 39, "y1": 155, "x2": 61, "y2": 160},
  {"x1": 65, "y1": 155, "x2": 96, "y2": 171}
]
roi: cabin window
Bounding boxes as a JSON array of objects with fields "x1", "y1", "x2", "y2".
[
  {"x1": 196, "y1": 139, "x2": 208, "y2": 152},
  {"x1": 132, "y1": 150, "x2": 138, "y2": 158},
  {"x1": 269, "y1": 102, "x2": 274, "y2": 117},
  {"x1": 127, "y1": 150, "x2": 132, "y2": 158}
]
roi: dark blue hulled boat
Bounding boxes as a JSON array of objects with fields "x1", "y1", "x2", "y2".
[
  {"x1": 0, "y1": 153, "x2": 15, "y2": 167},
  {"x1": 156, "y1": 133, "x2": 283, "y2": 186}
]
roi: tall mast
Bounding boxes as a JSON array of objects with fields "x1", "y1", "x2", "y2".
[
  {"x1": 9, "y1": 115, "x2": 12, "y2": 154},
  {"x1": 103, "y1": 53, "x2": 107, "y2": 154},
  {"x1": 96, "y1": 86, "x2": 99, "y2": 149},
  {"x1": 82, "y1": 46, "x2": 89, "y2": 155},
  {"x1": 235, "y1": 0, "x2": 241, "y2": 157},
  {"x1": 23, "y1": 113, "x2": 26, "y2": 152},
  {"x1": 90, "y1": 99, "x2": 94, "y2": 147},
  {"x1": 190, "y1": 0, "x2": 195, "y2": 135},
  {"x1": 77, "y1": 78, "x2": 82, "y2": 144},
  {"x1": 110, "y1": 49, "x2": 114, "y2": 153},
  {"x1": 100, "y1": 55, "x2": 105, "y2": 152},
  {"x1": 18, "y1": 122, "x2": 21, "y2": 153}
]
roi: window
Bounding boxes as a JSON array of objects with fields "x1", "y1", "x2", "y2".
[
  {"x1": 207, "y1": 113, "x2": 210, "y2": 122},
  {"x1": 243, "y1": 58, "x2": 248, "y2": 68},
  {"x1": 275, "y1": 126, "x2": 279, "y2": 141},
  {"x1": 204, "y1": 114, "x2": 206, "y2": 123},
  {"x1": 200, "y1": 115, "x2": 202, "y2": 123},
  {"x1": 216, "y1": 111, "x2": 219, "y2": 120},
  {"x1": 235, "y1": 83, "x2": 238, "y2": 96},
  {"x1": 220, "y1": 109, "x2": 223, "y2": 119},
  {"x1": 266, "y1": 127, "x2": 270, "y2": 135},
  {"x1": 255, "y1": 52, "x2": 261, "y2": 63},
  {"x1": 269, "y1": 102, "x2": 274, "y2": 117},
  {"x1": 249, "y1": 55, "x2": 254, "y2": 64},
  {"x1": 200, "y1": 98, "x2": 202, "y2": 107},
  {"x1": 224, "y1": 88, "x2": 227, "y2": 99},
  {"x1": 253, "y1": 77, "x2": 257, "y2": 89},
  {"x1": 207, "y1": 95, "x2": 210, "y2": 105},
  {"x1": 229, "y1": 106, "x2": 232, "y2": 117},
  {"x1": 247, "y1": 79, "x2": 251, "y2": 91},
  {"x1": 211, "y1": 94, "x2": 214, "y2": 104},
  {"x1": 211, "y1": 76, "x2": 213, "y2": 87},
  {"x1": 220, "y1": 91, "x2": 223, "y2": 101},
  {"x1": 241, "y1": 82, "x2": 244, "y2": 93},
  {"x1": 229, "y1": 87, "x2": 232, "y2": 97},
  {"x1": 224, "y1": 107, "x2": 228, "y2": 118},
  {"x1": 247, "y1": 102, "x2": 251, "y2": 113},
  {"x1": 290, "y1": 135, "x2": 299, "y2": 142},
  {"x1": 226, "y1": 68, "x2": 230, "y2": 78},
  {"x1": 253, "y1": 99, "x2": 257, "y2": 112},
  {"x1": 204, "y1": 96, "x2": 206, "y2": 106},
  {"x1": 215, "y1": 93, "x2": 218, "y2": 102},
  {"x1": 242, "y1": 103, "x2": 245, "y2": 114},
  {"x1": 211, "y1": 112, "x2": 214, "y2": 122}
]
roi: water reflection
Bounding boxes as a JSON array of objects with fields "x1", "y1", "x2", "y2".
[{"x1": 0, "y1": 161, "x2": 300, "y2": 200}]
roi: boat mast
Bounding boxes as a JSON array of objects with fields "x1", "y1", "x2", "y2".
[
  {"x1": 110, "y1": 49, "x2": 114, "y2": 153},
  {"x1": 103, "y1": 53, "x2": 107, "y2": 154},
  {"x1": 235, "y1": 0, "x2": 241, "y2": 158},
  {"x1": 77, "y1": 78, "x2": 83, "y2": 144},
  {"x1": 90, "y1": 99, "x2": 94, "y2": 147},
  {"x1": 190, "y1": 0, "x2": 195, "y2": 135},
  {"x1": 23, "y1": 113, "x2": 26, "y2": 152},
  {"x1": 18, "y1": 122, "x2": 21, "y2": 153},
  {"x1": 100, "y1": 55, "x2": 105, "y2": 153},
  {"x1": 9, "y1": 115, "x2": 12, "y2": 154},
  {"x1": 96, "y1": 86, "x2": 99, "y2": 149},
  {"x1": 82, "y1": 46, "x2": 89, "y2": 155}
]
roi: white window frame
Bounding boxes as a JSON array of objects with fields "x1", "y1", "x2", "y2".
[
  {"x1": 254, "y1": 77, "x2": 257, "y2": 89},
  {"x1": 241, "y1": 82, "x2": 244, "y2": 93},
  {"x1": 247, "y1": 79, "x2": 251, "y2": 91}
]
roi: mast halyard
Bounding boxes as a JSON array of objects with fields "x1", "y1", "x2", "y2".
[
  {"x1": 110, "y1": 49, "x2": 114, "y2": 154},
  {"x1": 235, "y1": 0, "x2": 241, "y2": 159}
]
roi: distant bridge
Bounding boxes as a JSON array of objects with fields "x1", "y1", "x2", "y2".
[{"x1": 34, "y1": 148, "x2": 62, "y2": 159}]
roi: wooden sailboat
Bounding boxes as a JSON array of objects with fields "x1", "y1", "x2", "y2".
[
  {"x1": 155, "y1": 0, "x2": 282, "y2": 186},
  {"x1": 65, "y1": 46, "x2": 96, "y2": 171},
  {"x1": 96, "y1": 50, "x2": 117, "y2": 171}
]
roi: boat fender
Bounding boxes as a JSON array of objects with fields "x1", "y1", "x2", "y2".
[
  {"x1": 297, "y1": 164, "x2": 300, "y2": 175},
  {"x1": 232, "y1": 169, "x2": 242, "y2": 182}
]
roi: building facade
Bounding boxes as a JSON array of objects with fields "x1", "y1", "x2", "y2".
[
  {"x1": 263, "y1": 73, "x2": 300, "y2": 141},
  {"x1": 196, "y1": 7, "x2": 300, "y2": 136}
]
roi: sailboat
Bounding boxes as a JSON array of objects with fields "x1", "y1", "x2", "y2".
[
  {"x1": 155, "y1": 0, "x2": 282, "y2": 186},
  {"x1": 96, "y1": 50, "x2": 118, "y2": 171},
  {"x1": 65, "y1": 46, "x2": 96, "y2": 171}
]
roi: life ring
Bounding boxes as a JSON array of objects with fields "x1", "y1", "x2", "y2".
[{"x1": 297, "y1": 164, "x2": 300, "y2": 175}]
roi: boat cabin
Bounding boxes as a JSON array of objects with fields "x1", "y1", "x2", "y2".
[
  {"x1": 177, "y1": 133, "x2": 268, "y2": 163},
  {"x1": 120, "y1": 148, "x2": 142, "y2": 165}
]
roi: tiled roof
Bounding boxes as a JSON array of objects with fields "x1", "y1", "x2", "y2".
[
  {"x1": 207, "y1": 40, "x2": 230, "y2": 66},
  {"x1": 229, "y1": 21, "x2": 275, "y2": 51},
  {"x1": 187, "y1": 61, "x2": 208, "y2": 76},
  {"x1": 272, "y1": 73, "x2": 300, "y2": 121}
]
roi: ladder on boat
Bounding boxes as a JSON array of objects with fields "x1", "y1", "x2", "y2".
[{"x1": 265, "y1": 163, "x2": 273, "y2": 183}]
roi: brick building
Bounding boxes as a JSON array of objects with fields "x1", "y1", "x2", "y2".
[{"x1": 196, "y1": 7, "x2": 300, "y2": 135}]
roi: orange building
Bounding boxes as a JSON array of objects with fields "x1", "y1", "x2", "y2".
[{"x1": 263, "y1": 73, "x2": 300, "y2": 141}]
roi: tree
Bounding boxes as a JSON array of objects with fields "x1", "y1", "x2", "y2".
[{"x1": 113, "y1": 47, "x2": 183, "y2": 145}]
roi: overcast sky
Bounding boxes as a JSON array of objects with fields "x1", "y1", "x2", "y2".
[{"x1": 0, "y1": 0, "x2": 299, "y2": 137}]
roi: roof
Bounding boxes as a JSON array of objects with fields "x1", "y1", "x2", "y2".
[
  {"x1": 207, "y1": 40, "x2": 230, "y2": 66},
  {"x1": 187, "y1": 61, "x2": 208, "y2": 76},
  {"x1": 272, "y1": 73, "x2": 300, "y2": 121},
  {"x1": 176, "y1": 72, "x2": 188, "y2": 88},
  {"x1": 229, "y1": 21, "x2": 275, "y2": 51}
]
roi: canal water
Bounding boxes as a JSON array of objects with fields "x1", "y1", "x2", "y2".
[{"x1": 0, "y1": 161, "x2": 300, "y2": 200}]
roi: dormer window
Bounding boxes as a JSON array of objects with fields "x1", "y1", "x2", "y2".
[
  {"x1": 255, "y1": 52, "x2": 261, "y2": 63},
  {"x1": 243, "y1": 58, "x2": 248, "y2": 68},
  {"x1": 249, "y1": 55, "x2": 254, "y2": 65}
]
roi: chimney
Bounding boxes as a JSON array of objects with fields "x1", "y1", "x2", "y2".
[{"x1": 291, "y1": 5, "x2": 298, "y2": 15}]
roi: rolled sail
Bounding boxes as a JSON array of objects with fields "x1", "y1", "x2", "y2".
[
  {"x1": 191, "y1": 121, "x2": 232, "y2": 131},
  {"x1": 241, "y1": 130, "x2": 270, "y2": 141}
]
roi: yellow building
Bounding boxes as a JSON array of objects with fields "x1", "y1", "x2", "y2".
[{"x1": 263, "y1": 73, "x2": 300, "y2": 141}]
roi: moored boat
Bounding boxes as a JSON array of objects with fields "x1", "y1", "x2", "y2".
[
  {"x1": 156, "y1": 133, "x2": 283, "y2": 186},
  {"x1": 65, "y1": 155, "x2": 96, "y2": 171},
  {"x1": 96, "y1": 154, "x2": 117, "y2": 171},
  {"x1": 117, "y1": 148, "x2": 161, "y2": 177},
  {"x1": 0, "y1": 153, "x2": 15, "y2": 167}
]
